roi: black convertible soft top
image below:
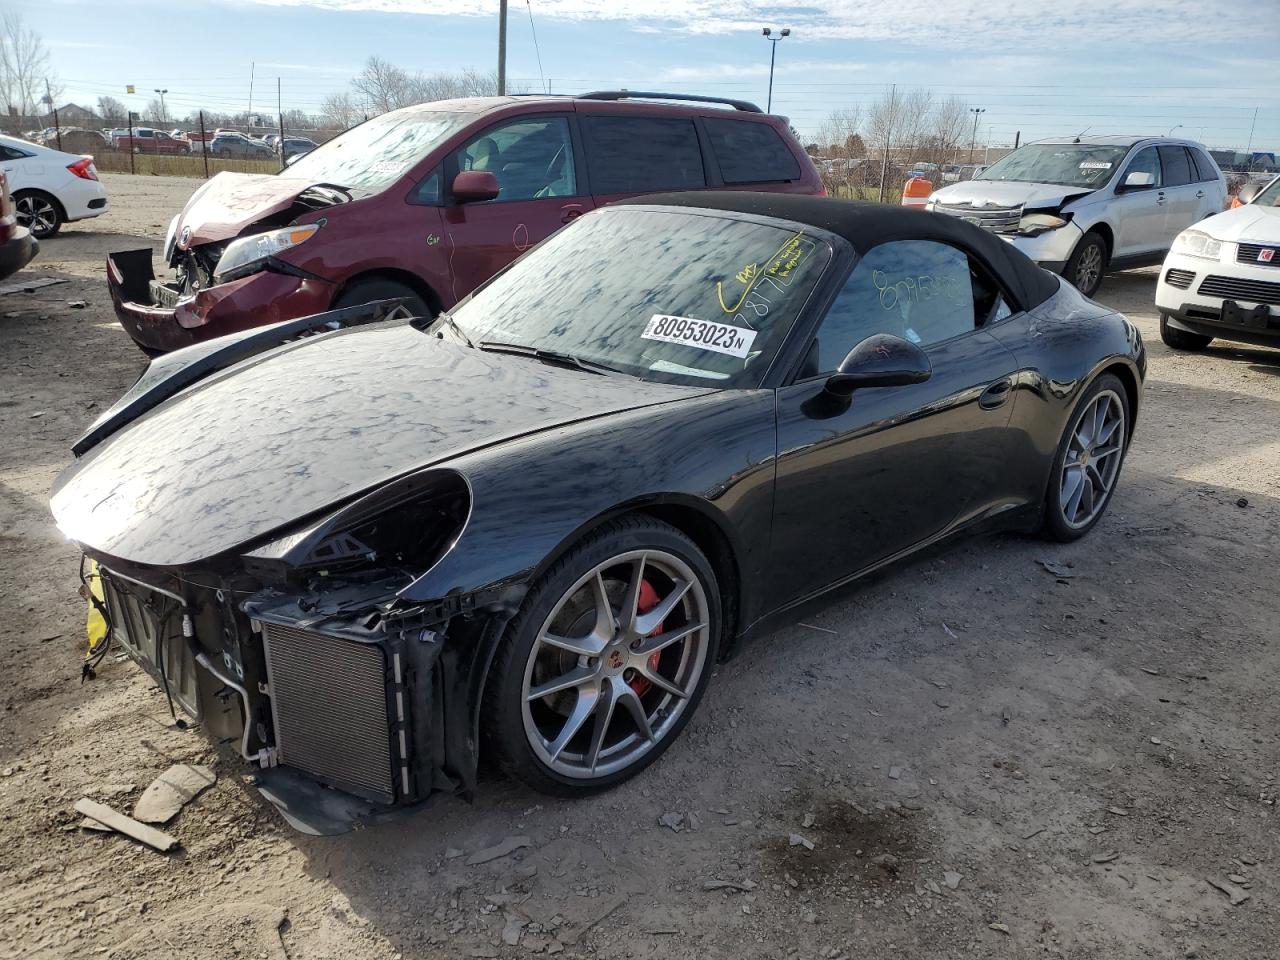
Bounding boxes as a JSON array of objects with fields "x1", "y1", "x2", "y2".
[{"x1": 628, "y1": 191, "x2": 1062, "y2": 312}]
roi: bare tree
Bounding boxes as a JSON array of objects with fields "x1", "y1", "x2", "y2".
[
  {"x1": 319, "y1": 91, "x2": 363, "y2": 131},
  {"x1": 96, "y1": 95, "x2": 128, "y2": 126},
  {"x1": 813, "y1": 105, "x2": 866, "y2": 195},
  {"x1": 351, "y1": 56, "x2": 422, "y2": 114},
  {"x1": 923, "y1": 95, "x2": 969, "y2": 164},
  {"x1": 0, "y1": 11, "x2": 59, "y2": 116},
  {"x1": 145, "y1": 96, "x2": 170, "y2": 125}
]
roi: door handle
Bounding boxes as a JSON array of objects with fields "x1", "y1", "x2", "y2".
[
  {"x1": 978, "y1": 378, "x2": 1013, "y2": 410},
  {"x1": 560, "y1": 204, "x2": 584, "y2": 224},
  {"x1": 1155, "y1": 195, "x2": 1166, "y2": 205},
  {"x1": 1196, "y1": 190, "x2": 1205, "y2": 199}
]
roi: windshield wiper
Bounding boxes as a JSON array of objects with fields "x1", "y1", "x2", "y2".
[{"x1": 478, "y1": 340, "x2": 624, "y2": 376}]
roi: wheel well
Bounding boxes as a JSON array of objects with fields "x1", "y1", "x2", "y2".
[
  {"x1": 636, "y1": 503, "x2": 741, "y2": 661},
  {"x1": 14, "y1": 188, "x2": 66, "y2": 220},
  {"x1": 1084, "y1": 222, "x2": 1114, "y2": 262},
  {"x1": 332, "y1": 268, "x2": 442, "y2": 316},
  {"x1": 1099, "y1": 361, "x2": 1140, "y2": 429}
]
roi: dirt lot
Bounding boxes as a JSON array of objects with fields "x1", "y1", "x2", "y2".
[{"x1": 2, "y1": 173, "x2": 1278, "y2": 960}]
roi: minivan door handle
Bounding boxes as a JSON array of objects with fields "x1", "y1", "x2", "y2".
[
  {"x1": 978, "y1": 378, "x2": 1013, "y2": 410},
  {"x1": 1196, "y1": 190, "x2": 1205, "y2": 199},
  {"x1": 1155, "y1": 191, "x2": 1166, "y2": 206},
  {"x1": 560, "y1": 204, "x2": 584, "y2": 224}
]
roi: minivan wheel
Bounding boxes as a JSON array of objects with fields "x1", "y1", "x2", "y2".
[
  {"x1": 1160, "y1": 313, "x2": 1213, "y2": 351},
  {"x1": 1065, "y1": 232, "x2": 1107, "y2": 298},
  {"x1": 332, "y1": 278, "x2": 432, "y2": 321}
]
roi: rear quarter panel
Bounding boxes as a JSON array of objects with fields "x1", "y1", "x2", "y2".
[{"x1": 985, "y1": 280, "x2": 1145, "y2": 508}]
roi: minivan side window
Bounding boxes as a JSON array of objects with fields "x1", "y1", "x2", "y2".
[
  {"x1": 1122, "y1": 146, "x2": 1162, "y2": 188},
  {"x1": 455, "y1": 116, "x2": 578, "y2": 202},
  {"x1": 809, "y1": 240, "x2": 977, "y2": 373},
  {"x1": 581, "y1": 116, "x2": 705, "y2": 194},
  {"x1": 1158, "y1": 145, "x2": 1193, "y2": 187},
  {"x1": 703, "y1": 118, "x2": 801, "y2": 184}
]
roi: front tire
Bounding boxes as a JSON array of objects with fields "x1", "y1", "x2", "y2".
[
  {"x1": 1160, "y1": 313, "x2": 1212, "y2": 351},
  {"x1": 1064, "y1": 231, "x2": 1108, "y2": 298},
  {"x1": 1042, "y1": 373, "x2": 1130, "y2": 542},
  {"x1": 483, "y1": 517, "x2": 721, "y2": 796},
  {"x1": 14, "y1": 191, "x2": 64, "y2": 239},
  {"x1": 332, "y1": 278, "x2": 431, "y2": 320}
]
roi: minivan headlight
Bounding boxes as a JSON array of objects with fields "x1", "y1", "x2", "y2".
[
  {"x1": 1173, "y1": 229, "x2": 1222, "y2": 260},
  {"x1": 1017, "y1": 213, "x2": 1069, "y2": 236},
  {"x1": 214, "y1": 224, "x2": 320, "y2": 284}
]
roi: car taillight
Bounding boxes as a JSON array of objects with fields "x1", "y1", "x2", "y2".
[{"x1": 68, "y1": 157, "x2": 99, "y2": 181}]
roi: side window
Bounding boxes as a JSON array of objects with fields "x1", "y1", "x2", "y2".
[
  {"x1": 1123, "y1": 146, "x2": 1162, "y2": 188},
  {"x1": 454, "y1": 116, "x2": 577, "y2": 202},
  {"x1": 0, "y1": 145, "x2": 28, "y2": 161},
  {"x1": 412, "y1": 168, "x2": 441, "y2": 205},
  {"x1": 1158, "y1": 145, "x2": 1193, "y2": 187},
  {"x1": 703, "y1": 117, "x2": 801, "y2": 184},
  {"x1": 581, "y1": 116, "x2": 704, "y2": 194},
  {"x1": 810, "y1": 241, "x2": 978, "y2": 373},
  {"x1": 1189, "y1": 147, "x2": 1218, "y2": 183}
]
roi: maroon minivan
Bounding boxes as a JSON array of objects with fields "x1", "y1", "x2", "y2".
[{"x1": 108, "y1": 91, "x2": 825, "y2": 354}]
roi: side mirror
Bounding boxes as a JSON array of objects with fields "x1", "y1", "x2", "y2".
[
  {"x1": 452, "y1": 170, "x2": 500, "y2": 203},
  {"x1": 825, "y1": 334, "x2": 932, "y2": 397},
  {"x1": 1237, "y1": 182, "x2": 1261, "y2": 205},
  {"x1": 1120, "y1": 171, "x2": 1156, "y2": 191}
]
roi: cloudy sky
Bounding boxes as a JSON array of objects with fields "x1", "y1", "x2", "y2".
[{"x1": 18, "y1": 0, "x2": 1280, "y2": 149}]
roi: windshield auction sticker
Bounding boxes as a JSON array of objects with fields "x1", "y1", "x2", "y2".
[
  {"x1": 643, "y1": 314, "x2": 758, "y2": 358},
  {"x1": 1078, "y1": 161, "x2": 1113, "y2": 170}
]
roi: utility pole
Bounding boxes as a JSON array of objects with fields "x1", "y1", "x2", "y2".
[
  {"x1": 761, "y1": 27, "x2": 790, "y2": 114},
  {"x1": 969, "y1": 107, "x2": 985, "y2": 164},
  {"x1": 153, "y1": 88, "x2": 169, "y2": 125},
  {"x1": 44, "y1": 79, "x2": 62, "y2": 151},
  {"x1": 497, "y1": 0, "x2": 508, "y2": 96},
  {"x1": 277, "y1": 77, "x2": 286, "y2": 171},
  {"x1": 1244, "y1": 106, "x2": 1258, "y2": 159},
  {"x1": 877, "y1": 83, "x2": 895, "y2": 204},
  {"x1": 247, "y1": 61, "x2": 255, "y2": 135}
]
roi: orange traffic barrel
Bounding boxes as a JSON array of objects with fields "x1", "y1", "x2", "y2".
[{"x1": 902, "y1": 176, "x2": 933, "y2": 207}]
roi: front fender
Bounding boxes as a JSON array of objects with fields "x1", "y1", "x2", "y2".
[{"x1": 399, "y1": 390, "x2": 778, "y2": 627}]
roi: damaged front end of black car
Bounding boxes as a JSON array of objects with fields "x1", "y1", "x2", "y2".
[{"x1": 61, "y1": 301, "x2": 526, "y2": 814}]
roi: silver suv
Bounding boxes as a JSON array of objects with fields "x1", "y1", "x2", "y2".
[{"x1": 927, "y1": 136, "x2": 1226, "y2": 296}]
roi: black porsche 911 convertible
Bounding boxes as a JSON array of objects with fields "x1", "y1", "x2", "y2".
[{"x1": 51, "y1": 193, "x2": 1144, "y2": 809}]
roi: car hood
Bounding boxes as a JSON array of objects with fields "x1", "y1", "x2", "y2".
[
  {"x1": 930, "y1": 180, "x2": 1094, "y2": 210},
  {"x1": 50, "y1": 323, "x2": 712, "y2": 567},
  {"x1": 175, "y1": 171, "x2": 332, "y2": 246},
  {"x1": 1193, "y1": 202, "x2": 1280, "y2": 242}
]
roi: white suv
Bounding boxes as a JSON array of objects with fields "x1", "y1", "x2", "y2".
[{"x1": 927, "y1": 136, "x2": 1226, "y2": 297}]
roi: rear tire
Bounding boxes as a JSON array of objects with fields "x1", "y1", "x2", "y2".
[
  {"x1": 1064, "y1": 231, "x2": 1107, "y2": 298},
  {"x1": 1041, "y1": 373, "x2": 1130, "y2": 542},
  {"x1": 1160, "y1": 313, "x2": 1212, "y2": 351},
  {"x1": 331, "y1": 278, "x2": 432, "y2": 320},
  {"x1": 14, "y1": 190, "x2": 64, "y2": 239}
]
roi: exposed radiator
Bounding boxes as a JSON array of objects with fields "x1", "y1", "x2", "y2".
[{"x1": 262, "y1": 623, "x2": 396, "y2": 803}]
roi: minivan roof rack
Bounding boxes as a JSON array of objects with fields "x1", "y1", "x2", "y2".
[{"x1": 577, "y1": 91, "x2": 763, "y2": 113}]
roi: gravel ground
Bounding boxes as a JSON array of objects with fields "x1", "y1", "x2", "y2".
[{"x1": 1, "y1": 173, "x2": 1278, "y2": 960}]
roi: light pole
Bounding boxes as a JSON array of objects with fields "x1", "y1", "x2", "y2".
[
  {"x1": 1167, "y1": 124, "x2": 1182, "y2": 136},
  {"x1": 154, "y1": 88, "x2": 169, "y2": 124},
  {"x1": 497, "y1": 0, "x2": 508, "y2": 96},
  {"x1": 968, "y1": 107, "x2": 985, "y2": 163},
  {"x1": 761, "y1": 27, "x2": 790, "y2": 113}
]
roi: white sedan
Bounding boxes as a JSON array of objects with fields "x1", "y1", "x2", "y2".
[
  {"x1": 0, "y1": 134, "x2": 109, "y2": 240},
  {"x1": 1156, "y1": 174, "x2": 1280, "y2": 351}
]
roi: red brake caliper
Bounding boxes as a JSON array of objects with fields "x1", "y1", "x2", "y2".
[{"x1": 629, "y1": 580, "x2": 664, "y2": 697}]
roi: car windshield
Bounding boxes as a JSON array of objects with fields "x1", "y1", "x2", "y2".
[
  {"x1": 1253, "y1": 176, "x2": 1280, "y2": 207},
  {"x1": 283, "y1": 109, "x2": 474, "y2": 192},
  {"x1": 446, "y1": 208, "x2": 832, "y2": 388},
  {"x1": 976, "y1": 143, "x2": 1130, "y2": 188}
]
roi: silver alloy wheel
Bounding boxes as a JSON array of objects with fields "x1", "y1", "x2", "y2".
[
  {"x1": 15, "y1": 195, "x2": 58, "y2": 237},
  {"x1": 1060, "y1": 388, "x2": 1125, "y2": 529},
  {"x1": 1075, "y1": 241, "x2": 1103, "y2": 293},
  {"x1": 521, "y1": 549, "x2": 710, "y2": 780}
]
